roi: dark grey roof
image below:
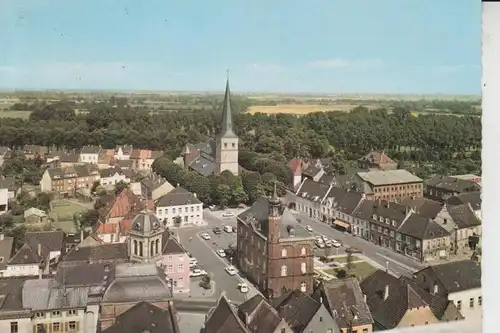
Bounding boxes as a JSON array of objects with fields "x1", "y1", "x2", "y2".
[
  {"x1": 415, "y1": 260, "x2": 481, "y2": 293},
  {"x1": 195, "y1": 140, "x2": 216, "y2": 158},
  {"x1": 446, "y1": 192, "x2": 481, "y2": 211},
  {"x1": 361, "y1": 270, "x2": 429, "y2": 329},
  {"x1": 238, "y1": 294, "x2": 282, "y2": 333},
  {"x1": 205, "y1": 295, "x2": 249, "y2": 333},
  {"x1": 80, "y1": 145, "x2": 101, "y2": 154},
  {"x1": 8, "y1": 243, "x2": 40, "y2": 265},
  {"x1": 351, "y1": 199, "x2": 374, "y2": 221},
  {"x1": 60, "y1": 152, "x2": 80, "y2": 163},
  {"x1": 398, "y1": 214, "x2": 450, "y2": 240},
  {"x1": 296, "y1": 178, "x2": 331, "y2": 202},
  {"x1": 102, "y1": 263, "x2": 172, "y2": 303},
  {"x1": 22, "y1": 279, "x2": 88, "y2": 311},
  {"x1": 156, "y1": 186, "x2": 201, "y2": 207},
  {"x1": 99, "y1": 165, "x2": 125, "y2": 178},
  {"x1": 274, "y1": 290, "x2": 321, "y2": 333},
  {"x1": 336, "y1": 191, "x2": 363, "y2": 214},
  {"x1": 10, "y1": 231, "x2": 66, "y2": 265},
  {"x1": 102, "y1": 301, "x2": 179, "y2": 333},
  {"x1": 141, "y1": 175, "x2": 171, "y2": 191},
  {"x1": 238, "y1": 197, "x2": 312, "y2": 240},
  {"x1": 162, "y1": 234, "x2": 186, "y2": 255},
  {"x1": 447, "y1": 204, "x2": 481, "y2": 229},
  {"x1": 116, "y1": 159, "x2": 133, "y2": 168},
  {"x1": 0, "y1": 278, "x2": 26, "y2": 314},
  {"x1": 318, "y1": 173, "x2": 335, "y2": 186},
  {"x1": 400, "y1": 197, "x2": 443, "y2": 219},
  {"x1": 129, "y1": 212, "x2": 163, "y2": 236},
  {"x1": 73, "y1": 163, "x2": 99, "y2": 177},
  {"x1": 218, "y1": 78, "x2": 238, "y2": 139},
  {"x1": 316, "y1": 278, "x2": 373, "y2": 328},
  {"x1": 369, "y1": 200, "x2": 410, "y2": 230},
  {"x1": 0, "y1": 236, "x2": 14, "y2": 270},
  {"x1": 425, "y1": 176, "x2": 480, "y2": 193},
  {"x1": 55, "y1": 262, "x2": 115, "y2": 287},
  {"x1": 189, "y1": 155, "x2": 217, "y2": 176},
  {"x1": 302, "y1": 165, "x2": 322, "y2": 178},
  {"x1": 63, "y1": 243, "x2": 128, "y2": 263}
]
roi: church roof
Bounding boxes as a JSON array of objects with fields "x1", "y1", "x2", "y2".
[
  {"x1": 219, "y1": 78, "x2": 238, "y2": 138},
  {"x1": 129, "y1": 211, "x2": 162, "y2": 236}
]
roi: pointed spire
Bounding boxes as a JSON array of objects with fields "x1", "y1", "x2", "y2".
[
  {"x1": 272, "y1": 181, "x2": 278, "y2": 200},
  {"x1": 269, "y1": 179, "x2": 280, "y2": 206},
  {"x1": 219, "y1": 73, "x2": 238, "y2": 138}
]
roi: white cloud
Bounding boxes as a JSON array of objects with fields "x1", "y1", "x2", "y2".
[{"x1": 306, "y1": 58, "x2": 384, "y2": 69}]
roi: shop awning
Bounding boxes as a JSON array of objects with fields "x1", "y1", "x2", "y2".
[{"x1": 333, "y1": 220, "x2": 350, "y2": 229}]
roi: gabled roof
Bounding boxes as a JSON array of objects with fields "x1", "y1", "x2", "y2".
[
  {"x1": 357, "y1": 169, "x2": 422, "y2": 186},
  {"x1": 414, "y1": 260, "x2": 481, "y2": 293},
  {"x1": 302, "y1": 165, "x2": 322, "y2": 178},
  {"x1": 446, "y1": 191, "x2": 481, "y2": 211},
  {"x1": 239, "y1": 294, "x2": 282, "y2": 333},
  {"x1": 0, "y1": 235, "x2": 14, "y2": 270},
  {"x1": 358, "y1": 151, "x2": 396, "y2": 166},
  {"x1": 63, "y1": 243, "x2": 128, "y2": 263},
  {"x1": 156, "y1": 186, "x2": 201, "y2": 207},
  {"x1": 102, "y1": 301, "x2": 180, "y2": 333},
  {"x1": 24, "y1": 207, "x2": 47, "y2": 218},
  {"x1": 400, "y1": 197, "x2": 443, "y2": 219},
  {"x1": 274, "y1": 290, "x2": 321, "y2": 333},
  {"x1": 425, "y1": 175, "x2": 480, "y2": 193},
  {"x1": 204, "y1": 295, "x2": 249, "y2": 333},
  {"x1": 8, "y1": 243, "x2": 41, "y2": 265},
  {"x1": 162, "y1": 233, "x2": 186, "y2": 255},
  {"x1": 296, "y1": 178, "x2": 331, "y2": 203},
  {"x1": 369, "y1": 200, "x2": 411, "y2": 229},
  {"x1": 98, "y1": 188, "x2": 143, "y2": 220},
  {"x1": 398, "y1": 213, "x2": 450, "y2": 240},
  {"x1": 361, "y1": 270, "x2": 430, "y2": 329},
  {"x1": 99, "y1": 165, "x2": 126, "y2": 178},
  {"x1": 80, "y1": 145, "x2": 101, "y2": 154},
  {"x1": 447, "y1": 204, "x2": 481, "y2": 229}
]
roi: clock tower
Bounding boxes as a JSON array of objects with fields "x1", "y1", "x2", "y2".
[{"x1": 216, "y1": 76, "x2": 239, "y2": 175}]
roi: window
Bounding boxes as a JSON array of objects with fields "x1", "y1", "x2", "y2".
[
  {"x1": 319, "y1": 316, "x2": 323, "y2": 322},
  {"x1": 281, "y1": 265, "x2": 287, "y2": 276},
  {"x1": 470, "y1": 298, "x2": 474, "y2": 308},
  {"x1": 167, "y1": 264, "x2": 173, "y2": 273},
  {"x1": 300, "y1": 282, "x2": 306, "y2": 292},
  {"x1": 281, "y1": 329, "x2": 286, "y2": 333},
  {"x1": 69, "y1": 321, "x2": 77, "y2": 331},
  {"x1": 173, "y1": 208, "x2": 176, "y2": 214},
  {"x1": 35, "y1": 312, "x2": 45, "y2": 318},
  {"x1": 301, "y1": 247, "x2": 306, "y2": 256},
  {"x1": 36, "y1": 324, "x2": 44, "y2": 333},
  {"x1": 281, "y1": 248, "x2": 287, "y2": 258},
  {"x1": 184, "y1": 215, "x2": 188, "y2": 222},
  {"x1": 10, "y1": 322, "x2": 18, "y2": 333},
  {"x1": 185, "y1": 207, "x2": 188, "y2": 213},
  {"x1": 363, "y1": 329, "x2": 369, "y2": 333},
  {"x1": 478, "y1": 296, "x2": 482, "y2": 306},
  {"x1": 68, "y1": 309, "x2": 77, "y2": 316},
  {"x1": 457, "y1": 300, "x2": 462, "y2": 310},
  {"x1": 301, "y1": 262, "x2": 306, "y2": 274},
  {"x1": 52, "y1": 310, "x2": 61, "y2": 316},
  {"x1": 52, "y1": 322, "x2": 61, "y2": 332},
  {"x1": 178, "y1": 264, "x2": 184, "y2": 272}
]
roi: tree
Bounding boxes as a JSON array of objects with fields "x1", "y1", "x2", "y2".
[
  {"x1": 91, "y1": 181, "x2": 100, "y2": 194},
  {"x1": 345, "y1": 249, "x2": 355, "y2": 277},
  {"x1": 114, "y1": 181, "x2": 129, "y2": 195},
  {"x1": 173, "y1": 216, "x2": 182, "y2": 228},
  {"x1": 199, "y1": 275, "x2": 211, "y2": 289}
]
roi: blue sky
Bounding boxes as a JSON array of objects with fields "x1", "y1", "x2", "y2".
[{"x1": 0, "y1": 0, "x2": 481, "y2": 94}]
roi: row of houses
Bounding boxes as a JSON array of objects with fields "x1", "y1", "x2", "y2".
[
  {"x1": 293, "y1": 178, "x2": 481, "y2": 263},
  {"x1": 204, "y1": 259, "x2": 481, "y2": 332}
]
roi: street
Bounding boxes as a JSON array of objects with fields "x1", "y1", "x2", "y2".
[{"x1": 295, "y1": 211, "x2": 425, "y2": 277}]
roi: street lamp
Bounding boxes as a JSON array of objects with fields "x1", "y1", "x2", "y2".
[{"x1": 385, "y1": 261, "x2": 389, "y2": 273}]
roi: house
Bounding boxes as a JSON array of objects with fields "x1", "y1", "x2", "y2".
[
  {"x1": 40, "y1": 164, "x2": 100, "y2": 197},
  {"x1": 272, "y1": 290, "x2": 341, "y2": 333},
  {"x1": 237, "y1": 188, "x2": 315, "y2": 298},
  {"x1": 129, "y1": 148, "x2": 164, "y2": 172},
  {"x1": 353, "y1": 169, "x2": 423, "y2": 201},
  {"x1": 424, "y1": 176, "x2": 480, "y2": 202},
  {"x1": 0, "y1": 278, "x2": 32, "y2": 333},
  {"x1": 5, "y1": 231, "x2": 64, "y2": 277},
  {"x1": 400, "y1": 197, "x2": 443, "y2": 219},
  {"x1": 397, "y1": 213, "x2": 451, "y2": 262},
  {"x1": 24, "y1": 207, "x2": 49, "y2": 224},
  {"x1": 0, "y1": 175, "x2": 19, "y2": 200},
  {"x1": 302, "y1": 164, "x2": 325, "y2": 182},
  {"x1": 114, "y1": 159, "x2": 134, "y2": 170},
  {"x1": 131, "y1": 173, "x2": 174, "y2": 200},
  {"x1": 79, "y1": 145, "x2": 101, "y2": 164},
  {"x1": 0, "y1": 146, "x2": 11, "y2": 166},
  {"x1": 0, "y1": 188, "x2": 8, "y2": 215},
  {"x1": 449, "y1": 174, "x2": 481, "y2": 187},
  {"x1": 23, "y1": 145, "x2": 48, "y2": 160},
  {"x1": 360, "y1": 270, "x2": 463, "y2": 330},
  {"x1": 97, "y1": 188, "x2": 143, "y2": 224},
  {"x1": 62, "y1": 242, "x2": 129, "y2": 265},
  {"x1": 99, "y1": 165, "x2": 133, "y2": 188},
  {"x1": 433, "y1": 204, "x2": 481, "y2": 255},
  {"x1": 288, "y1": 158, "x2": 306, "y2": 190},
  {"x1": 324, "y1": 187, "x2": 364, "y2": 234},
  {"x1": 203, "y1": 294, "x2": 249, "y2": 333},
  {"x1": 155, "y1": 186, "x2": 203, "y2": 227},
  {"x1": 158, "y1": 232, "x2": 191, "y2": 294},
  {"x1": 358, "y1": 151, "x2": 398, "y2": 170},
  {"x1": 98, "y1": 263, "x2": 173, "y2": 331},
  {"x1": 313, "y1": 278, "x2": 374, "y2": 333},
  {"x1": 181, "y1": 79, "x2": 240, "y2": 176},
  {"x1": 446, "y1": 191, "x2": 481, "y2": 220},
  {"x1": 59, "y1": 152, "x2": 81, "y2": 167},
  {"x1": 93, "y1": 222, "x2": 126, "y2": 244},
  {"x1": 0, "y1": 233, "x2": 14, "y2": 277},
  {"x1": 236, "y1": 294, "x2": 292, "y2": 333},
  {"x1": 295, "y1": 178, "x2": 332, "y2": 222},
  {"x1": 102, "y1": 301, "x2": 180, "y2": 333},
  {"x1": 114, "y1": 145, "x2": 133, "y2": 160},
  {"x1": 97, "y1": 149, "x2": 116, "y2": 169},
  {"x1": 412, "y1": 260, "x2": 482, "y2": 321}
]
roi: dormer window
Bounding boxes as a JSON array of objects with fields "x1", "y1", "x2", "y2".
[
  {"x1": 392, "y1": 220, "x2": 397, "y2": 227},
  {"x1": 373, "y1": 214, "x2": 377, "y2": 220},
  {"x1": 385, "y1": 218, "x2": 390, "y2": 224},
  {"x1": 379, "y1": 216, "x2": 384, "y2": 222}
]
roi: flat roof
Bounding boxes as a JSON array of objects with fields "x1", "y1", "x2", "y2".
[{"x1": 357, "y1": 169, "x2": 422, "y2": 186}]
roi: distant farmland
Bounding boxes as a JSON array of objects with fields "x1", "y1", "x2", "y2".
[{"x1": 247, "y1": 103, "x2": 380, "y2": 115}]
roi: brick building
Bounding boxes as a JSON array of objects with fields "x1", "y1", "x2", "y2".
[
  {"x1": 353, "y1": 169, "x2": 423, "y2": 201},
  {"x1": 237, "y1": 185, "x2": 315, "y2": 298}
]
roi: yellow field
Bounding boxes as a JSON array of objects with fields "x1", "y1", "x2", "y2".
[
  {"x1": 247, "y1": 104, "x2": 364, "y2": 115},
  {"x1": 0, "y1": 110, "x2": 31, "y2": 119}
]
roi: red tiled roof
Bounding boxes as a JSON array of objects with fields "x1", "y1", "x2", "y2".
[
  {"x1": 288, "y1": 158, "x2": 304, "y2": 176},
  {"x1": 99, "y1": 188, "x2": 143, "y2": 220},
  {"x1": 96, "y1": 222, "x2": 117, "y2": 234},
  {"x1": 119, "y1": 218, "x2": 133, "y2": 236}
]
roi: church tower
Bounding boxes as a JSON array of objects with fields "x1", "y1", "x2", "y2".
[{"x1": 215, "y1": 76, "x2": 239, "y2": 175}]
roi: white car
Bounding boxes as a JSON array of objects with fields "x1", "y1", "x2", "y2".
[
  {"x1": 216, "y1": 249, "x2": 226, "y2": 258},
  {"x1": 225, "y1": 266, "x2": 238, "y2": 276},
  {"x1": 306, "y1": 225, "x2": 313, "y2": 232},
  {"x1": 238, "y1": 283, "x2": 249, "y2": 293},
  {"x1": 190, "y1": 269, "x2": 207, "y2": 277},
  {"x1": 322, "y1": 236, "x2": 329, "y2": 242},
  {"x1": 223, "y1": 225, "x2": 233, "y2": 233},
  {"x1": 324, "y1": 241, "x2": 333, "y2": 248},
  {"x1": 201, "y1": 233, "x2": 211, "y2": 240},
  {"x1": 331, "y1": 240, "x2": 341, "y2": 248},
  {"x1": 315, "y1": 241, "x2": 325, "y2": 249},
  {"x1": 189, "y1": 261, "x2": 197, "y2": 269},
  {"x1": 221, "y1": 211, "x2": 234, "y2": 218}
]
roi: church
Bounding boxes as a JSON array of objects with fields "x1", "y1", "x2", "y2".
[{"x1": 178, "y1": 78, "x2": 240, "y2": 176}]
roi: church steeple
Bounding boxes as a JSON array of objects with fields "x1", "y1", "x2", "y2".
[
  {"x1": 219, "y1": 74, "x2": 238, "y2": 138},
  {"x1": 269, "y1": 181, "x2": 281, "y2": 217}
]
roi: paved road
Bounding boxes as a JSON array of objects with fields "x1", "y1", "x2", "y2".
[{"x1": 296, "y1": 212, "x2": 425, "y2": 277}]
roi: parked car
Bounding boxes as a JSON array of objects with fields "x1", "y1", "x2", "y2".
[
  {"x1": 315, "y1": 241, "x2": 325, "y2": 249},
  {"x1": 225, "y1": 266, "x2": 238, "y2": 276},
  {"x1": 216, "y1": 249, "x2": 226, "y2": 258},
  {"x1": 222, "y1": 211, "x2": 234, "y2": 218},
  {"x1": 201, "y1": 233, "x2": 211, "y2": 240},
  {"x1": 331, "y1": 240, "x2": 341, "y2": 248},
  {"x1": 232, "y1": 226, "x2": 237, "y2": 233},
  {"x1": 238, "y1": 283, "x2": 249, "y2": 293},
  {"x1": 190, "y1": 269, "x2": 208, "y2": 278},
  {"x1": 348, "y1": 246, "x2": 363, "y2": 254},
  {"x1": 305, "y1": 225, "x2": 313, "y2": 232},
  {"x1": 209, "y1": 205, "x2": 217, "y2": 211},
  {"x1": 189, "y1": 261, "x2": 198, "y2": 269},
  {"x1": 324, "y1": 241, "x2": 333, "y2": 248},
  {"x1": 223, "y1": 225, "x2": 233, "y2": 232},
  {"x1": 213, "y1": 227, "x2": 222, "y2": 234}
]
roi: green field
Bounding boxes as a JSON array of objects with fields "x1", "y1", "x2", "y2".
[{"x1": 50, "y1": 199, "x2": 88, "y2": 221}]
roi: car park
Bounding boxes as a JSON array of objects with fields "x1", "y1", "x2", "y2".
[
  {"x1": 213, "y1": 227, "x2": 222, "y2": 234},
  {"x1": 324, "y1": 241, "x2": 332, "y2": 248},
  {"x1": 331, "y1": 240, "x2": 341, "y2": 248},
  {"x1": 225, "y1": 266, "x2": 238, "y2": 276},
  {"x1": 315, "y1": 240, "x2": 325, "y2": 249},
  {"x1": 201, "y1": 233, "x2": 211, "y2": 240},
  {"x1": 223, "y1": 225, "x2": 233, "y2": 233}
]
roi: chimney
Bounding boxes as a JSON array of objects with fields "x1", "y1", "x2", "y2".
[
  {"x1": 320, "y1": 296, "x2": 323, "y2": 304},
  {"x1": 37, "y1": 244, "x2": 42, "y2": 257},
  {"x1": 383, "y1": 285, "x2": 389, "y2": 301},
  {"x1": 433, "y1": 283, "x2": 438, "y2": 295}
]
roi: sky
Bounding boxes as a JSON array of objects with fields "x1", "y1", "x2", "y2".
[{"x1": 0, "y1": 0, "x2": 481, "y2": 94}]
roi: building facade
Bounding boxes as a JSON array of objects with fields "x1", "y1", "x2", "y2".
[
  {"x1": 155, "y1": 186, "x2": 203, "y2": 227},
  {"x1": 353, "y1": 169, "x2": 423, "y2": 201}
]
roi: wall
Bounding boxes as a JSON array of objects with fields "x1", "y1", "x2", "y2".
[
  {"x1": 80, "y1": 153, "x2": 98, "y2": 164},
  {"x1": 4, "y1": 264, "x2": 39, "y2": 277},
  {"x1": 101, "y1": 173, "x2": 130, "y2": 187},
  {"x1": 216, "y1": 137, "x2": 239, "y2": 175},
  {"x1": 40, "y1": 170, "x2": 53, "y2": 192},
  {"x1": 156, "y1": 203, "x2": 204, "y2": 227},
  {"x1": 448, "y1": 288, "x2": 482, "y2": 321},
  {"x1": 397, "y1": 306, "x2": 439, "y2": 328},
  {"x1": 32, "y1": 308, "x2": 86, "y2": 333},
  {"x1": 160, "y1": 252, "x2": 190, "y2": 293},
  {"x1": 0, "y1": 316, "x2": 32, "y2": 333},
  {"x1": 302, "y1": 304, "x2": 340, "y2": 333}
]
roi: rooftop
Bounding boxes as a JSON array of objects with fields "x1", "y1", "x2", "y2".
[{"x1": 357, "y1": 169, "x2": 422, "y2": 186}]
